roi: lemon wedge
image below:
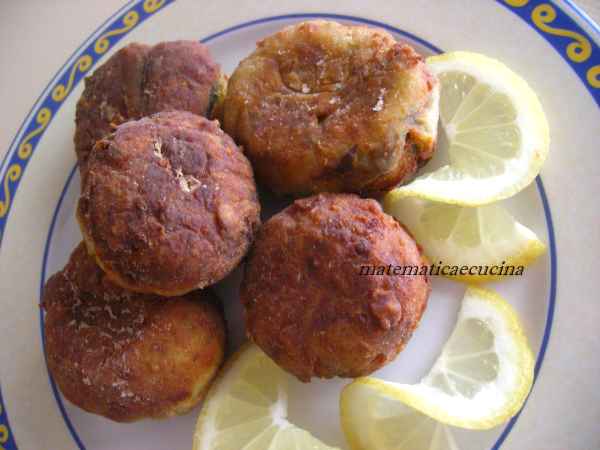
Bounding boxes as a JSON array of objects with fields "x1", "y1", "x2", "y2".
[
  {"x1": 383, "y1": 194, "x2": 546, "y2": 282},
  {"x1": 193, "y1": 343, "x2": 339, "y2": 450},
  {"x1": 391, "y1": 51, "x2": 549, "y2": 206},
  {"x1": 340, "y1": 286, "x2": 535, "y2": 448}
]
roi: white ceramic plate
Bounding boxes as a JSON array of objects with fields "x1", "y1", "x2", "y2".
[{"x1": 0, "y1": 1, "x2": 598, "y2": 449}]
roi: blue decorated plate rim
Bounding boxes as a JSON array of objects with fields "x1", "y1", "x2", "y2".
[{"x1": 1, "y1": 0, "x2": 598, "y2": 449}]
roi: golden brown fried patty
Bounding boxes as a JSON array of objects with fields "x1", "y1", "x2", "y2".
[
  {"x1": 75, "y1": 40, "x2": 225, "y2": 171},
  {"x1": 42, "y1": 243, "x2": 226, "y2": 422},
  {"x1": 77, "y1": 111, "x2": 260, "y2": 296},
  {"x1": 241, "y1": 193, "x2": 430, "y2": 382},
  {"x1": 223, "y1": 20, "x2": 439, "y2": 196}
]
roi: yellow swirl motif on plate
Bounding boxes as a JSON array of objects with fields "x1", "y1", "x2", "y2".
[
  {"x1": 0, "y1": 424, "x2": 8, "y2": 445},
  {"x1": 51, "y1": 55, "x2": 93, "y2": 102},
  {"x1": 0, "y1": 165, "x2": 22, "y2": 218},
  {"x1": 504, "y1": 0, "x2": 529, "y2": 6},
  {"x1": 17, "y1": 108, "x2": 52, "y2": 160},
  {"x1": 0, "y1": 401, "x2": 5, "y2": 447},
  {"x1": 587, "y1": 65, "x2": 600, "y2": 88},
  {"x1": 143, "y1": 0, "x2": 166, "y2": 13},
  {"x1": 94, "y1": 10, "x2": 139, "y2": 54},
  {"x1": 532, "y1": 4, "x2": 591, "y2": 63}
]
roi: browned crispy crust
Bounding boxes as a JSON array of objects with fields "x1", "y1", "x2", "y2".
[
  {"x1": 77, "y1": 111, "x2": 261, "y2": 296},
  {"x1": 75, "y1": 41, "x2": 225, "y2": 172},
  {"x1": 223, "y1": 20, "x2": 438, "y2": 197},
  {"x1": 241, "y1": 193, "x2": 430, "y2": 382},
  {"x1": 42, "y1": 243, "x2": 226, "y2": 422}
]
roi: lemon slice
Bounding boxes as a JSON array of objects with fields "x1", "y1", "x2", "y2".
[
  {"x1": 193, "y1": 343, "x2": 339, "y2": 450},
  {"x1": 342, "y1": 389, "x2": 460, "y2": 450},
  {"x1": 341, "y1": 286, "x2": 535, "y2": 447},
  {"x1": 392, "y1": 51, "x2": 549, "y2": 206},
  {"x1": 383, "y1": 194, "x2": 546, "y2": 282}
]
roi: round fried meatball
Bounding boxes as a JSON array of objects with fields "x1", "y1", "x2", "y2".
[
  {"x1": 75, "y1": 40, "x2": 226, "y2": 172},
  {"x1": 241, "y1": 193, "x2": 430, "y2": 381},
  {"x1": 77, "y1": 111, "x2": 260, "y2": 296},
  {"x1": 42, "y1": 243, "x2": 226, "y2": 422},
  {"x1": 223, "y1": 20, "x2": 439, "y2": 196}
]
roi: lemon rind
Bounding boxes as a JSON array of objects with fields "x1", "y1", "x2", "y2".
[{"x1": 453, "y1": 238, "x2": 546, "y2": 283}]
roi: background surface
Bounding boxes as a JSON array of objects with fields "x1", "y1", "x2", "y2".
[
  {"x1": 580, "y1": 0, "x2": 600, "y2": 23},
  {"x1": 0, "y1": 2, "x2": 598, "y2": 450}
]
